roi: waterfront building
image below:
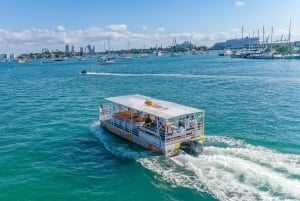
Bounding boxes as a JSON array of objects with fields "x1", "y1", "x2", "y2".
[
  {"x1": 42, "y1": 48, "x2": 50, "y2": 53},
  {"x1": 10, "y1": 54, "x2": 17, "y2": 59},
  {"x1": 80, "y1": 47, "x2": 84, "y2": 56},
  {"x1": 65, "y1": 45, "x2": 70, "y2": 54},
  {"x1": 176, "y1": 41, "x2": 195, "y2": 49},
  {"x1": 211, "y1": 37, "x2": 260, "y2": 50},
  {"x1": 0, "y1": 54, "x2": 9, "y2": 60}
]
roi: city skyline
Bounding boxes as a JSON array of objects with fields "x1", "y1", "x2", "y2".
[{"x1": 1, "y1": 0, "x2": 300, "y2": 54}]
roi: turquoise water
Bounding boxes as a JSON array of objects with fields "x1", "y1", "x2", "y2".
[{"x1": 1, "y1": 53, "x2": 300, "y2": 201}]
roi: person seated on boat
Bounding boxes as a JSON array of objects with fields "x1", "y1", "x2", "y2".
[
  {"x1": 137, "y1": 110, "x2": 143, "y2": 118},
  {"x1": 144, "y1": 114, "x2": 152, "y2": 127},
  {"x1": 166, "y1": 122, "x2": 173, "y2": 134},
  {"x1": 99, "y1": 104, "x2": 104, "y2": 115},
  {"x1": 184, "y1": 115, "x2": 190, "y2": 129},
  {"x1": 190, "y1": 116, "x2": 197, "y2": 128},
  {"x1": 132, "y1": 109, "x2": 138, "y2": 118},
  {"x1": 178, "y1": 117, "x2": 185, "y2": 129}
]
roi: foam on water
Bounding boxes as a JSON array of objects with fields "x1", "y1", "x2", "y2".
[
  {"x1": 86, "y1": 72, "x2": 203, "y2": 78},
  {"x1": 140, "y1": 136, "x2": 300, "y2": 201},
  {"x1": 85, "y1": 72, "x2": 300, "y2": 82},
  {"x1": 91, "y1": 122, "x2": 300, "y2": 200}
]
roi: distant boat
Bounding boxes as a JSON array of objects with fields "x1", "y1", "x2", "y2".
[
  {"x1": 261, "y1": 52, "x2": 274, "y2": 59},
  {"x1": 170, "y1": 38, "x2": 181, "y2": 57},
  {"x1": 98, "y1": 38, "x2": 116, "y2": 64},
  {"x1": 119, "y1": 54, "x2": 132, "y2": 60},
  {"x1": 137, "y1": 48, "x2": 148, "y2": 58},
  {"x1": 17, "y1": 59, "x2": 26, "y2": 63},
  {"x1": 218, "y1": 49, "x2": 232, "y2": 56},
  {"x1": 78, "y1": 57, "x2": 86, "y2": 61},
  {"x1": 53, "y1": 57, "x2": 64, "y2": 61},
  {"x1": 155, "y1": 50, "x2": 163, "y2": 56},
  {"x1": 81, "y1": 69, "x2": 87, "y2": 74},
  {"x1": 98, "y1": 56, "x2": 116, "y2": 65},
  {"x1": 119, "y1": 40, "x2": 133, "y2": 60},
  {"x1": 138, "y1": 53, "x2": 148, "y2": 58}
]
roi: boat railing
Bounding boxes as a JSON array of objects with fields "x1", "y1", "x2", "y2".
[
  {"x1": 108, "y1": 115, "x2": 142, "y2": 136},
  {"x1": 165, "y1": 123, "x2": 204, "y2": 145},
  {"x1": 99, "y1": 104, "x2": 113, "y2": 120}
]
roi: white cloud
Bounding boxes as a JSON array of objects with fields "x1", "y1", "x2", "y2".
[
  {"x1": 2, "y1": 24, "x2": 299, "y2": 54},
  {"x1": 235, "y1": 1, "x2": 245, "y2": 7},
  {"x1": 142, "y1": 25, "x2": 148, "y2": 30},
  {"x1": 56, "y1": 25, "x2": 66, "y2": 32},
  {"x1": 156, "y1": 27, "x2": 166, "y2": 32},
  {"x1": 106, "y1": 24, "x2": 127, "y2": 31}
]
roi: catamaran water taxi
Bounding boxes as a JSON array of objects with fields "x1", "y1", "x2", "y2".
[{"x1": 99, "y1": 94, "x2": 205, "y2": 157}]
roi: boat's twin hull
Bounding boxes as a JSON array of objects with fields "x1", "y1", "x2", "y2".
[
  {"x1": 100, "y1": 120, "x2": 203, "y2": 157},
  {"x1": 100, "y1": 120, "x2": 163, "y2": 153}
]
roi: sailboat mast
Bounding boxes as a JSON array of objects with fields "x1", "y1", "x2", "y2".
[
  {"x1": 270, "y1": 26, "x2": 273, "y2": 51},
  {"x1": 258, "y1": 29, "x2": 260, "y2": 48},
  {"x1": 263, "y1": 26, "x2": 265, "y2": 48},
  {"x1": 288, "y1": 18, "x2": 291, "y2": 44},
  {"x1": 288, "y1": 18, "x2": 292, "y2": 53},
  {"x1": 242, "y1": 26, "x2": 244, "y2": 39}
]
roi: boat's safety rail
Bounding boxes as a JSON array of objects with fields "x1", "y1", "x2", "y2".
[
  {"x1": 165, "y1": 122, "x2": 204, "y2": 145},
  {"x1": 109, "y1": 115, "x2": 141, "y2": 136},
  {"x1": 99, "y1": 104, "x2": 113, "y2": 121},
  {"x1": 104, "y1": 114, "x2": 163, "y2": 148}
]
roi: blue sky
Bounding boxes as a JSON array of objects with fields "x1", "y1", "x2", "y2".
[{"x1": 1, "y1": 0, "x2": 300, "y2": 53}]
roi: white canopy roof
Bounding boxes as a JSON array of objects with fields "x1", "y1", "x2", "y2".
[{"x1": 105, "y1": 94, "x2": 204, "y2": 119}]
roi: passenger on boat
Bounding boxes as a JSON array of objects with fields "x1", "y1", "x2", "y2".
[
  {"x1": 137, "y1": 110, "x2": 143, "y2": 118},
  {"x1": 145, "y1": 115, "x2": 152, "y2": 126},
  {"x1": 190, "y1": 116, "x2": 196, "y2": 128},
  {"x1": 166, "y1": 122, "x2": 173, "y2": 134},
  {"x1": 99, "y1": 104, "x2": 104, "y2": 115},
  {"x1": 185, "y1": 115, "x2": 190, "y2": 129},
  {"x1": 178, "y1": 117, "x2": 184, "y2": 128}
]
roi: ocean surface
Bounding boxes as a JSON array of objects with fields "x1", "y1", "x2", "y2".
[{"x1": 1, "y1": 53, "x2": 300, "y2": 201}]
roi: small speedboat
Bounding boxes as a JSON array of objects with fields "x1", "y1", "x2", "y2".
[{"x1": 81, "y1": 69, "x2": 87, "y2": 74}]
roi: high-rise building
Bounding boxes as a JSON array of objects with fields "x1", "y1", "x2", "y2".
[
  {"x1": 65, "y1": 44, "x2": 70, "y2": 54},
  {"x1": 42, "y1": 48, "x2": 49, "y2": 53},
  {"x1": 71, "y1": 45, "x2": 75, "y2": 53},
  {"x1": 85, "y1": 45, "x2": 91, "y2": 54},
  {"x1": 80, "y1": 47, "x2": 84, "y2": 56}
]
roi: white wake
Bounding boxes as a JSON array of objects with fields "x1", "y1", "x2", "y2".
[
  {"x1": 139, "y1": 136, "x2": 300, "y2": 201},
  {"x1": 91, "y1": 122, "x2": 300, "y2": 201},
  {"x1": 85, "y1": 71, "x2": 300, "y2": 82}
]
